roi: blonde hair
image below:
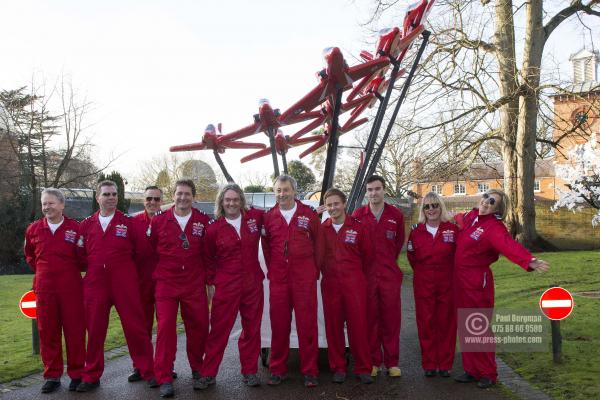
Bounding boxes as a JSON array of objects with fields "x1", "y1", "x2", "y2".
[
  {"x1": 214, "y1": 184, "x2": 247, "y2": 219},
  {"x1": 484, "y1": 188, "x2": 509, "y2": 220},
  {"x1": 418, "y1": 192, "x2": 451, "y2": 224}
]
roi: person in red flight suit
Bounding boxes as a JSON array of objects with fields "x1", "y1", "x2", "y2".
[
  {"x1": 149, "y1": 179, "x2": 213, "y2": 398},
  {"x1": 319, "y1": 188, "x2": 374, "y2": 384},
  {"x1": 127, "y1": 185, "x2": 165, "y2": 383},
  {"x1": 352, "y1": 175, "x2": 404, "y2": 377},
  {"x1": 196, "y1": 184, "x2": 264, "y2": 389},
  {"x1": 406, "y1": 192, "x2": 457, "y2": 378},
  {"x1": 24, "y1": 188, "x2": 86, "y2": 394},
  {"x1": 261, "y1": 175, "x2": 320, "y2": 388},
  {"x1": 453, "y1": 189, "x2": 549, "y2": 389},
  {"x1": 76, "y1": 180, "x2": 155, "y2": 392}
]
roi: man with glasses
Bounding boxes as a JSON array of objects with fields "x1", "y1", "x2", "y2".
[
  {"x1": 352, "y1": 175, "x2": 405, "y2": 378},
  {"x1": 76, "y1": 180, "x2": 155, "y2": 392},
  {"x1": 128, "y1": 186, "x2": 165, "y2": 383},
  {"x1": 148, "y1": 180, "x2": 213, "y2": 398}
]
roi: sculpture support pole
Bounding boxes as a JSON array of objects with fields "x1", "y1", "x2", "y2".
[
  {"x1": 213, "y1": 150, "x2": 235, "y2": 183},
  {"x1": 349, "y1": 30, "x2": 430, "y2": 212},
  {"x1": 281, "y1": 151, "x2": 289, "y2": 175},
  {"x1": 267, "y1": 127, "x2": 280, "y2": 177},
  {"x1": 319, "y1": 87, "x2": 345, "y2": 205}
]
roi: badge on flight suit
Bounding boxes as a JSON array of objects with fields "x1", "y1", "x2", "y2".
[
  {"x1": 247, "y1": 218, "x2": 259, "y2": 233},
  {"x1": 386, "y1": 230, "x2": 396, "y2": 240},
  {"x1": 77, "y1": 235, "x2": 85, "y2": 247},
  {"x1": 64, "y1": 230, "x2": 77, "y2": 244},
  {"x1": 192, "y1": 222, "x2": 204, "y2": 237},
  {"x1": 442, "y1": 230, "x2": 455, "y2": 243},
  {"x1": 407, "y1": 240, "x2": 414, "y2": 251},
  {"x1": 297, "y1": 215, "x2": 310, "y2": 230},
  {"x1": 146, "y1": 225, "x2": 151, "y2": 237},
  {"x1": 470, "y1": 227, "x2": 484, "y2": 241},
  {"x1": 344, "y1": 229, "x2": 358, "y2": 244},
  {"x1": 115, "y1": 224, "x2": 128, "y2": 238}
]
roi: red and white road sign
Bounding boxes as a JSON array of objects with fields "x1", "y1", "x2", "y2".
[
  {"x1": 19, "y1": 290, "x2": 37, "y2": 319},
  {"x1": 539, "y1": 287, "x2": 574, "y2": 321}
]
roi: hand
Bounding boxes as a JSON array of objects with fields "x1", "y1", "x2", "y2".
[
  {"x1": 207, "y1": 284, "x2": 215, "y2": 303},
  {"x1": 529, "y1": 258, "x2": 549, "y2": 273},
  {"x1": 316, "y1": 205, "x2": 327, "y2": 214}
]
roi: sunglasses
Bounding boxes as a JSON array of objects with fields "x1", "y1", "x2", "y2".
[
  {"x1": 101, "y1": 192, "x2": 118, "y2": 197},
  {"x1": 179, "y1": 232, "x2": 190, "y2": 250},
  {"x1": 482, "y1": 193, "x2": 496, "y2": 206},
  {"x1": 146, "y1": 197, "x2": 161, "y2": 202},
  {"x1": 423, "y1": 203, "x2": 440, "y2": 211}
]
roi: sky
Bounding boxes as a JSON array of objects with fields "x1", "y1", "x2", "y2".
[{"x1": 1, "y1": 0, "x2": 598, "y2": 188}]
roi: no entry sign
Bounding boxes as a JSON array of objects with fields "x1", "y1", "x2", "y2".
[
  {"x1": 19, "y1": 290, "x2": 37, "y2": 319},
  {"x1": 539, "y1": 287, "x2": 574, "y2": 321}
]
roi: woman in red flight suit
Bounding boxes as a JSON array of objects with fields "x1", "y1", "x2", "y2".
[
  {"x1": 453, "y1": 189, "x2": 549, "y2": 389},
  {"x1": 197, "y1": 184, "x2": 264, "y2": 389},
  {"x1": 24, "y1": 188, "x2": 86, "y2": 394},
  {"x1": 406, "y1": 192, "x2": 457, "y2": 378},
  {"x1": 319, "y1": 188, "x2": 374, "y2": 384}
]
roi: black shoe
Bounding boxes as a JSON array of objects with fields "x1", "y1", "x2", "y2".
[
  {"x1": 76, "y1": 381, "x2": 100, "y2": 392},
  {"x1": 424, "y1": 370, "x2": 437, "y2": 377},
  {"x1": 172, "y1": 371, "x2": 178, "y2": 380},
  {"x1": 358, "y1": 374, "x2": 374, "y2": 384},
  {"x1": 41, "y1": 379, "x2": 61, "y2": 393},
  {"x1": 68, "y1": 379, "x2": 81, "y2": 391},
  {"x1": 147, "y1": 378, "x2": 159, "y2": 388},
  {"x1": 194, "y1": 375, "x2": 215, "y2": 390},
  {"x1": 267, "y1": 374, "x2": 286, "y2": 386},
  {"x1": 332, "y1": 372, "x2": 346, "y2": 384},
  {"x1": 160, "y1": 382, "x2": 174, "y2": 398},
  {"x1": 128, "y1": 369, "x2": 142, "y2": 382},
  {"x1": 438, "y1": 370, "x2": 451, "y2": 378},
  {"x1": 243, "y1": 374, "x2": 261, "y2": 387},
  {"x1": 477, "y1": 377, "x2": 495, "y2": 389},
  {"x1": 303, "y1": 375, "x2": 318, "y2": 387},
  {"x1": 454, "y1": 372, "x2": 476, "y2": 383}
]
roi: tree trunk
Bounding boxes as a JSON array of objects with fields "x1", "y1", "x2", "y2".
[{"x1": 494, "y1": 0, "x2": 520, "y2": 235}]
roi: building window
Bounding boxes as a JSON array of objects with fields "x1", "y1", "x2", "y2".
[
  {"x1": 534, "y1": 180, "x2": 540, "y2": 192},
  {"x1": 431, "y1": 184, "x2": 442, "y2": 195},
  {"x1": 454, "y1": 183, "x2": 466, "y2": 195},
  {"x1": 477, "y1": 182, "x2": 490, "y2": 193}
]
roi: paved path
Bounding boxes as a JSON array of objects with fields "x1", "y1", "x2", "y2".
[{"x1": 2, "y1": 277, "x2": 546, "y2": 400}]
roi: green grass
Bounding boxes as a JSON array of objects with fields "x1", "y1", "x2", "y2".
[
  {"x1": 0, "y1": 275, "x2": 127, "y2": 383},
  {"x1": 399, "y1": 250, "x2": 600, "y2": 400}
]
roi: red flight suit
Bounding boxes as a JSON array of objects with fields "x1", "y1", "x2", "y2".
[
  {"x1": 133, "y1": 211, "x2": 157, "y2": 338},
  {"x1": 24, "y1": 216, "x2": 86, "y2": 380},
  {"x1": 201, "y1": 208, "x2": 265, "y2": 377},
  {"x1": 150, "y1": 207, "x2": 212, "y2": 384},
  {"x1": 318, "y1": 216, "x2": 373, "y2": 375},
  {"x1": 454, "y1": 209, "x2": 533, "y2": 382},
  {"x1": 406, "y1": 221, "x2": 457, "y2": 371},
  {"x1": 261, "y1": 200, "x2": 320, "y2": 377},
  {"x1": 352, "y1": 203, "x2": 405, "y2": 368},
  {"x1": 78, "y1": 210, "x2": 155, "y2": 382}
]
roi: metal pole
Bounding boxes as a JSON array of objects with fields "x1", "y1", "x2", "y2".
[
  {"x1": 551, "y1": 320, "x2": 562, "y2": 363},
  {"x1": 319, "y1": 87, "x2": 345, "y2": 205},
  {"x1": 354, "y1": 30, "x2": 431, "y2": 208},
  {"x1": 347, "y1": 57, "x2": 405, "y2": 212},
  {"x1": 266, "y1": 127, "x2": 280, "y2": 177},
  {"x1": 32, "y1": 319, "x2": 40, "y2": 355},
  {"x1": 213, "y1": 150, "x2": 235, "y2": 183},
  {"x1": 281, "y1": 151, "x2": 289, "y2": 175}
]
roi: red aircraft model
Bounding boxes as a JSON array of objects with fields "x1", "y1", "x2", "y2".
[
  {"x1": 170, "y1": 123, "x2": 265, "y2": 182},
  {"x1": 277, "y1": 46, "x2": 390, "y2": 125}
]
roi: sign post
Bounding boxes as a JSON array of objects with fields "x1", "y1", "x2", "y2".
[
  {"x1": 19, "y1": 290, "x2": 40, "y2": 355},
  {"x1": 540, "y1": 287, "x2": 574, "y2": 364}
]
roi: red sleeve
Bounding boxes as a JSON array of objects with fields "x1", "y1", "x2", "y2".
[
  {"x1": 76, "y1": 220, "x2": 88, "y2": 271},
  {"x1": 310, "y1": 212, "x2": 321, "y2": 275},
  {"x1": 406, "y1": 229, "x2": 416, "y2": 269},
  {"x1": 454, "y1": 212, "x2": 466, "y2": 230},
  {"x1": 360, "y1": 223, "x2": 375, "y2": 275},
  {"x1": 24, "y1": 225, "x2": 36, "y2": 271},
  {"x1": 261, "y1": 216, "x2": 271, "y2": 270},
  {"x1": 488, "y1": 223, "x2": 533, "y2": 271},
  {"x1": 131, "y1": 217, "x2": 153, "y2": 265},
  {"x1": 396, "y1": 210, "x2": 405, "y2": 258},
  {"x1": 204, "y1": 224, "x2": 217, "y2": 285}
]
